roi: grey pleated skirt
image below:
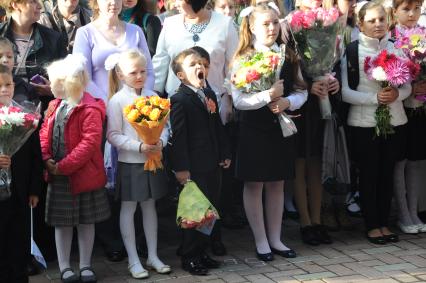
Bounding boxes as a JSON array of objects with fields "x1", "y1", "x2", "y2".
[
  {"x1": 116, "y1": 162, "x2": 168, "y2": 202},
  {"x1": 45, "y1": 176, "x2": 111, "y2": 226}
]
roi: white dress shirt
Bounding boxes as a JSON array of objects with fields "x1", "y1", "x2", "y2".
[{"x1": 107, "y1": 84, "x2": 169, "y2": 163}]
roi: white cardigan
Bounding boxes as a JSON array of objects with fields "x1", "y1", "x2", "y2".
[
  {"x1": 106, "y1": 85, "x2": 169, "y2": 164},
  {"x1": 341, "y1": 33, "x2": 411, "y2": 128},
  {"x1": 152, "y1": 11, "x2": 238, "y2": 97}
]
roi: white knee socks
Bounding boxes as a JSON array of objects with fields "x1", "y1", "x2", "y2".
[
  {"x1": 120, "y1": 201, "x2": 145, "y2": 274},
  {"x1": 406, "y1": 160, "x2": 426, "y2": 225},
  {"x1": 140, "y1": 199, "x2": 166, "y2": 269},
  {"x1": 265, "y1": 182, "x2": 289, "y2": 251},
  {"x1": 77, "y1": 224, "x2": 95, "y2": 276},
  {"x1": 55, "y1": 226, "x2": 73, "y2": 279},
  {"x1": 394, "y1": 160, "x2": 413, "y2": 226},
  {"x1": 243, "y1": 182, "x2": 270, "y2": 254}
]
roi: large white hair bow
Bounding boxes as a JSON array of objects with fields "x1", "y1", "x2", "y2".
[
  {"x1": 239, "y1": 2, "x2": 281, "y2": 18},
  {"x1": 105, "y1": 53, "x2": 121, "y2": 71}
]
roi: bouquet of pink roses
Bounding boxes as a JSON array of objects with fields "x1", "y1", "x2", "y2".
[
  {"x1": 364, "y1": 50, "x2": 419, "y2": 137},
  {"x1": 287, "y1": 7, "x2": 346, "y2": 119},
  {"x1": 0, "y1": 101, "x2": 40, "y2": 200},
  {"x1": 394, "y1": 27, "x2": 426, "y2": 101}
]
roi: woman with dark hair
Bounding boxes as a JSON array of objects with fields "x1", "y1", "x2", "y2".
[
  {"x1": 153, "y1": 0, "x2": 238, "y2": 123},
  {"x1": 121, "y1": 0, "x2": 162, "y2": 57}
]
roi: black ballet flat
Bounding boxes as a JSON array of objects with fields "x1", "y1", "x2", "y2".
[
  {"x1": 384, "y1": 233, "x2": 399, "y2": 243},
  {"x1": 271, "y1": 247, "x2": 297, "y2": 258},
  {"x1": 366, "y1": 235, "x2": 386, "y2": 245},
  {"x1": 256, "y1": 251, "x2": 274, "y2": 262}
]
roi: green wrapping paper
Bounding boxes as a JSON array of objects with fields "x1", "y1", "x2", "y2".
[{"x1": 176, "y1": 181, "x2": 219, "y2": 234}]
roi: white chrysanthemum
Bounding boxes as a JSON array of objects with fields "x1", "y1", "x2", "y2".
[
  {"x1": 4, "y1": 112, "x2": 25, "y2": 126},
  {"x1": 372, "y1": 67, "x2": 387, "y2": 81}
]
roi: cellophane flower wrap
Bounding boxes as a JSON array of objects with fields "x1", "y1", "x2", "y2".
[
  {"x1": 0, "y1": 101, "x2": 40, "y2": 200},
  {"x1": 176, "y1": 181, "x2": 219, "y2": 235},
  {"x1": 364, "y1": 50, "x2": 419, "y2": 137},
  {"x1": 287, "y1": 7, "x2": 346, "y2": 119},
  {"x1": 394, "y1": 27, "x2": 426, "y2": 101},
  {"x1": 123, "y1": 95, "x2": 170, "y2": 172},
  {"x1": 231, "y1": 45, "x2": 298, "y2": 137}
]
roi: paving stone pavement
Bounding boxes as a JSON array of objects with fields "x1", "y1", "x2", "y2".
[{"x1": 30, "y1": 215, "x2": 426, "y2": 283}]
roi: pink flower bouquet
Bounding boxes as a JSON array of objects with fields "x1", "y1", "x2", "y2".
[
  {"x1": 394, "y1": 27, "x2": 426, "y2": 101},
  {"x1": 0, "y1": 101, "x2": 40, "y2": 200},
  {"x1": 287, "y1": 7, "x2": 346, "y2": 119},
  {"x1": 364, "y1": 50, "x2": 419, "y2": 137}
]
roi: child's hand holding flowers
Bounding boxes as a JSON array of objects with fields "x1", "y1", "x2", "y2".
[
  {"x1": 377, "y1": 86, "x2": 399, "y2": 105},
  {"x1": 268, "y1": 97, "x2": 290, "y2": 114},
  {"x1": 0, "y1": 155, "x2": 11, "y2": 169}
]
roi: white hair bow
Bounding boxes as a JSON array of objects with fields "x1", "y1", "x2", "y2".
[
  {"x1": 239, "y1": 2, "x2": 281, "y2": 18},
  {"x1": 105, "y1": 53, "x2": 121, "y2": 71},
  {"x1": 64, "y1": 53, "x2": 87, "y2": 76}
]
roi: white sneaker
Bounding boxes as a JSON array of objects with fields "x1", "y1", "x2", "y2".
[
  {"x1": 128, "y1": 262, "x2": 149, "y2": 279},
  {"x1": 398, "y1": 222, "x2": 419, "y2": 234},
  {"x1": 416, "y1": 223, "x2": 426, "y2": 233}
]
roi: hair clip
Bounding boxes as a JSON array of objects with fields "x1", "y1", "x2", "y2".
[
  {"x1": 105, "y1": 53, "x2": 121, "y2": 71},
  {"x1": 239, "y1": 2, "x2": 280, "y2": 18}
]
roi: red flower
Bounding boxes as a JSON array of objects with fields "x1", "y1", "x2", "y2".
[
  {"x1": 268, "y1": 54, "x2": 280, "y2": 68},
  {"x1": 8, "y1": 106, "x2": 21, "y2": 113},
  {"x1": 205, "y1": 97, "x2": 217, "y2": 114},
  {"x1": 23, "y1": 113, "x2": 37, "y2": 128},
  {"x1": 246, "y1": 69, "x2": 261, "y2": 83}
]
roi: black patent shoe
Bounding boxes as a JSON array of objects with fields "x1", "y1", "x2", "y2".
[
  {"x1": 211, "y1": 240, "x2": 227, "y2": 256},
  {"x1": 271, "y1": 247, "x2": 297, "y2": 258},
  {"x1": 300, "y1": 226, "x2": 320, "y2": 246},
  {"x1": 106, "y1": 250, "x2": 124, "y2": 262},
  {"x1": 366, "y1": 235, "x2": 386, "y2": 245},
  {"x1": 384, "y1": 233, "x2": 399, "y2": 243},
  {"x1": 60, "y1": 268, "x2": 79, "y2": 283},
  {"x1": 313, "y1": 224, "x2": 333, "y2": 244},
  {"x1": 80, "y1": 267, "x2": 97, "y2": 283},
  {"x1": 256, "y1": 251, "x2": 274, "y2": 262},
  {"x1": 182, "y1": 259, "x2": 208, "y2": 275},
  {"x1": 200, "y1": 253, "x2": 221, "y2": 269}
]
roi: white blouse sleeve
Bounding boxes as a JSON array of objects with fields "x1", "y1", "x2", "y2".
[
  {"x1": 396, "y1": 83, "x2": 412, "y2": 101},
  {"x1": 231, "y1": 85, "x2": 272, "y2": 110},
  {"x1": 106, "y1": 96, "x2": 141, "y2": 153},
  {"x1": 341, "y1": 56, "x2": 379, "y2": 106},
  {"x1": 287, "y1": 89, "x2": 308, "y2": 111},
  {"x1": 152, "y1": 19, "x2": 171, "y2": 94}
]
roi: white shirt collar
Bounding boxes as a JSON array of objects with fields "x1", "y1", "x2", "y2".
[
  {"x1": 253, "y1": 40, "x2": 280, "y2": 53},
  {"x1": 359, "y1": 32, "x2": 389, "y2": 50},
  {"x1": 122, "y1": 84, "x2": 141, "y2": 96}
]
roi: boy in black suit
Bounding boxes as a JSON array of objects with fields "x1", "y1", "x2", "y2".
[
  {"x1": 0, "y1": 64, "x2": 43, "y2": 283},
  {"x1": 169, "y1": 49, "x2": 231, "y2": 275}
]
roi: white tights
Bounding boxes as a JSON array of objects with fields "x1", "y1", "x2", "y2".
[
  {"x1": 55, "y1": 224, "x2": 95, "y2": 278},
  {"x1": 243, "y1": 181, "x2": 290, "y2": 254},
  {"x1": 120, "y1": 199, "x2": 166, "y2": 273}
]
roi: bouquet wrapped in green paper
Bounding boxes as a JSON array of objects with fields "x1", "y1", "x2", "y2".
[{"x1": 176, "y1": 181, "x2": 219, "y2": 235}]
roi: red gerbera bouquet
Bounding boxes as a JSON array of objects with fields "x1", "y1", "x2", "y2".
[{"x1": 364, "y1": 50, "x2": 419, "y2": 137}]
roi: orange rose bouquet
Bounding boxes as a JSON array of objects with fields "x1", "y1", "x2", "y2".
[{"x1": 123, "y1": 95, "x2": 170, "y2": 171}]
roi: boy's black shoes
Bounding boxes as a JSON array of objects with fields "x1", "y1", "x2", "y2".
[{"x1": 182, "y1": 259, "x2": 208, "y2": 275}]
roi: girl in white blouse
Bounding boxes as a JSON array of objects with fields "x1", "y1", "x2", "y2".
[
  {"x1": 341, "y1": 1, "x2": 411, "y2": 244},
  {"x1": 106, "y1": 50, "x2": 170, "y2": 279},
  {"x1": 231, "y1": 3, "x2": 307, "y2": 261}
]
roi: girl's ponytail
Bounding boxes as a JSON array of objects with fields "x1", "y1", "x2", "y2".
[{"x1": 108, "y1": 68, "x2": 121, "y2": 100}]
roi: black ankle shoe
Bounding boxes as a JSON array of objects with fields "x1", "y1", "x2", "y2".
[
  {"x1": 313, "y1": 224, "x2": 333, "y2": 244},
  {"x1": 200, "y1": 254, "x2": 220, "y2": 269},
  {"x1": 256, "y1": 251, "x2": 274, "y2": 261},
  {"x1": 270, "y1": 247, "x2": 297, "y2": 258},
  {"x1": 300, "y1": 226, "x2": 320, "y2": 246},
  {"x1": 182, "y1": 259, "x2": 208, "y2": 275},
  {"x1": 366, "y1": 235, "x2": 386, "y2": 245},
  {"x1": 384, "y1": 233, "x2": 399, "y2": 243}
]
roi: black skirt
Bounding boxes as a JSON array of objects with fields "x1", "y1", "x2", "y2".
[
  {"x1": 235, "y1": 108, "x2": 296, "y2": 182},
  {"x1": 405, "y1": 108, "x2": 426, "y2": 161}
]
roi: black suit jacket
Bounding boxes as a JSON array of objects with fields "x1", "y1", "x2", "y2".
[{"x1": 169, "y1": 84, "x2": 231, "y2": 173}]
